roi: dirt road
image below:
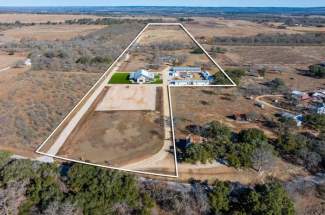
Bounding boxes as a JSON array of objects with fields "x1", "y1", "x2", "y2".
[
  {"x1": 122, "y1": 66, "x2": 177, "y2": 175},
  {"x1": 255, "y1": 94, "x2": 295, "y2": 113}
]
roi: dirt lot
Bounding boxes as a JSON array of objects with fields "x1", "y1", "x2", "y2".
[
  {"x1": 57, "y1": 110, "x2": 164, "y2": 166},
  {"x1": 96, "y1": 85, "x2": 157, "y2": 111},
  {"x1": 0, "y1": 24, "x2": 105, "y2": 42}
]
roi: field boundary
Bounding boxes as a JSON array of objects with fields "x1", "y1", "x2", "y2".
[{"x1": 35, "y1": 23, "x2": 236, "y2": 178}]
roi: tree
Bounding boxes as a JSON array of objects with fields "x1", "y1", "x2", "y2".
[
  {"x1": 67, "y1": 164, "x2": 154, "y2": 215},
  {"x1": 209, "y1": 181, "x2": 231, "y2": 214},
  {"x1": 201, "y1": 121, "x2": 232, "y2": 141},
  {"x1": 267, "y1": 78, "x2": 288, "y2": 93},
  {"x1": 242, "y1": 183, "x2": 295, "y2": 215},
  {"x1": 238, "y1": 128, "x2": 267, "y2": 145},
  {"x1": 308, "y1": 64, "x2": 325, "y2": 78},
  {"x1": 305, "y1": 114, "x2": 325, "y2": 131},
  {"x1": 251, "y1": 143, "x2": 276, "y2": 172}
]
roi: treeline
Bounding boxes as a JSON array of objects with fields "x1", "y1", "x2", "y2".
[
  {"x1": 178, "y1": 119, "x2": 325, "y2": 173},
  {"x1": 226, "y1": 15, "x2": 325, "y2": 27},
  {"x1": 64, "y1": 17, "x2": 165, "y2": 25},
  {"x1": 213, "y1": 33, "x2": 325, "y2": 46},
  {"x1": 0, "y1": 152, "x2": 298, "y2": 215},
  {"x1": 1, "y1": 22, "x2": 145, "y2": 73}
]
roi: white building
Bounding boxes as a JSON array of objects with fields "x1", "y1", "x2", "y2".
[{"x1": 129, "y1": 69, "x2": 155, "y2": 84}]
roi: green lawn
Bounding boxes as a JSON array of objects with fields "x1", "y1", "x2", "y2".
[
  {"x1": 151, "y1": 75, "x2": 163, "y2": 84},
  {"x1": 108, "y1": 72, "x2": 132, "y2": 84}
]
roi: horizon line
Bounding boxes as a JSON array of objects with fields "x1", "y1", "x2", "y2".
[{"x1": 0, "y1": 5, "x2": 325, "y2": 9}]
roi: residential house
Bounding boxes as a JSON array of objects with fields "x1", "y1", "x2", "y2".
[
  {"x1": 185, "y1": 134, "x2": 207, "y2": 147},
  {"x1": 201, "y1": 71, "x2": 214, "y2": 81},
  {"x1": 129, "y1": 69, "x2": 155, "y2": 84},
  {"x1": 280, "y1": 112, "x2": 303, "y2": 127},
  {"x1": 313, "y1": 103, "x2": 325, "y2": 114},
  {"x1": 291, "y1": 90, "x2": 310, "y2": 101}
]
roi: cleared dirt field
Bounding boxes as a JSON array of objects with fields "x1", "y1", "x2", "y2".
[
  {"x1": 56, "y1": 86, "x2": 165, "y2": 167},
  {"x1": 0, "y1": 24, "x2": 105, "y2": 42},
  {"x1": 57, "y1": 111, "x2": 164, "y2": 166},
  {"x1": 96, "y1": 85, "x2": 157, "y2": 111}
]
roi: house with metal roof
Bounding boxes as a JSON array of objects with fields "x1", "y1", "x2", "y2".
[{"x1": 129, "y1": 69, "x2": 155, "y2": 84}]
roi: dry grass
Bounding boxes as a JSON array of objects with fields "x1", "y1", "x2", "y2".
[
  {"x1": 0, "y1": 69, "x2": 100, "y2": 157},
  {"x1": 171, "y1": 87, "x2": 278, "y2": 139},
  {"x1": 0, "y1": 52, "x2": 26, "y2": 68},
  {"x1": 186, "y1": 17, "x2": 325, "y2": 39},
  {"x1": 0, "y1": 13, "x2": 100, "y2": 23},
  {"x1": 0, "y1": 24, "x2": 106, "y2": 42}
]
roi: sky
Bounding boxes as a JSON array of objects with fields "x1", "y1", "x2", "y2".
[{"x1": 1, "y1": 0, "x2": 325, "y2": 7}]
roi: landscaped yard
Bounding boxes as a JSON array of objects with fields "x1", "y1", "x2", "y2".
[
  {"x1": 151, "y1": 74, "x2": 163, "y2": 84},
  {"x1": 108, "y1": 72, "x2": 131, "y2": 84}
]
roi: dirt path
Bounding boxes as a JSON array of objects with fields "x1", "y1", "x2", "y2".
[
  {"x1": 255, "y1": 94, "x2": 295, "y2": 113},
  {"x1": 121, "y1": 66, "x2": 177, "y2": 175},
  {"x1": 44, "y1": 55, "x2": 126, "y2": 156}
]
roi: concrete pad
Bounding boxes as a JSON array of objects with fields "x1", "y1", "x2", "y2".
[{"x1": 96, "y1": 85, "x2": 157, "y2": 111}]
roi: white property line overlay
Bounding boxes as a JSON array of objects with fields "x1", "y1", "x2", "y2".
[{"x1": 35, "y1": 23, "x2": 236, "y2": 178}]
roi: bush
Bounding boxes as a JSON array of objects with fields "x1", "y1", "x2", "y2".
[
  {"x1": 191, "y1": 47, "x2": 204, "y2": 54},
  {"x1": 238, "y1": 128, "x2": 267, "y2": 145},
  {"x1": 209, "y1": 181, "x2": 231, "y2": 214},
  {"x1": 67, "y1": 164, "x2": 154, "y2": 215},
  {"x1": 217, "y1": 68, "x2": 246, "y2": 85},
  {"x1": 308, "y1": 64, "x2": 325, "y2": 78},
  {"x1": 305, "y1": 113, "x2": 325, "y2": 130}
]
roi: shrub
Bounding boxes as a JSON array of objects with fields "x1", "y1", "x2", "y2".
[{"x1": 209, "y1": 181, "x2": 231, "y2": 214}]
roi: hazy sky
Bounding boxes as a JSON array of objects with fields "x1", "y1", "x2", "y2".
[{"x1": 1, "y1": 0, "x2": 325, "y2": 7}]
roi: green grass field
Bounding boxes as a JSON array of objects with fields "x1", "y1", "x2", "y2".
[{"x1": 108, "y1": 72, "x2": 132, "y2": 84}]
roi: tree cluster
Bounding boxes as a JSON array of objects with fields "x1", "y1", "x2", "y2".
[
  {"x1": 179, "y1": 122, "x2": 277, "y2": 171},
  {"x1": 213, "y1": 33, "x2": 325, "y2": 46}
]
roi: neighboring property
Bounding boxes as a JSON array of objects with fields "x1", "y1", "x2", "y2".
[
  {"x1": 130, "y1": 69, "x2": 155, "y2": 84},
  {"x1": 313, "y1": 103, "x2": 325, "y2": 114},
  {"x1": 24, "y1": 58, "x2": 32, "y2": 66},
  {"x1": 280, "y1": 112, "x2": 303, "y2": 127},
  {"x1": 185, "y1": 134, "x2": 207, "y2": 147},
  {"x1": 291, "y1": 90, "x2": 310, "y2": 101}
]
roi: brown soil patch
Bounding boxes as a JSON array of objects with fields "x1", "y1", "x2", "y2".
[{"x1": 57, "y1": 111, "x2": 164, "y2": 166}]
